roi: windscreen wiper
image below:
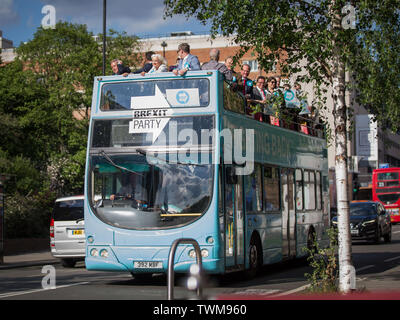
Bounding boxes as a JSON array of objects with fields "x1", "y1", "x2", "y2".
[{"x1": 99, "y1": 150, "x2": 143, "y2": 176}]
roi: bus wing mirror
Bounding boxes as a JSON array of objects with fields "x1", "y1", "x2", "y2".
[{"x1": 226, "y1": 166, "x2": 238, "y2": 185}]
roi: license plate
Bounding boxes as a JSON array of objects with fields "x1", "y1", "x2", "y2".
[
  {"x1": 351, "y1": 229, "x2": 359, "y2": 236},
  {"x1": 70, "y1": 229, "x2": 84, "y2": 236},
  {"x1": 134, "y1": 261, "x2": 163, "y2": 269}
]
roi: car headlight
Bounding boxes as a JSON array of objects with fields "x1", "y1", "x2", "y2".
[{"x1": 362, "y1": 219, "x2": 376, "y2": 226}]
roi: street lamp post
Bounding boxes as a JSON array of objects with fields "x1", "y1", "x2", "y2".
[
  {"x1": 0, "y1": 175, "x2": 5, "y2": 264},
  {"x1": 102, "y1": 0, "x2": 107, "y2": 76},
  {"x1": 161, "y1": 41, "x2": 168, "y2": 58}
]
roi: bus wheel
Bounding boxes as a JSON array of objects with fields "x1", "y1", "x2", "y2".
[{"x1": 245, "y1": 235, "x2": 261, "y2": 279}]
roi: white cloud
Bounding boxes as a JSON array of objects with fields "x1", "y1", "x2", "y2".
[
  {"x1": 40, "y1": 0, "x2": 202, "y2": 36},
  {"x1": 0, "y1": 0, "x2": 19, "y2": 26}
]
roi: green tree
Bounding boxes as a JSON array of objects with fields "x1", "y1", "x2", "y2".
[
  {"x1": 0, "y1": 22, "x2": 141, "y2": 238},
  {"x1": 164, "y1": 0, "x2": 400, "y2": 292}
]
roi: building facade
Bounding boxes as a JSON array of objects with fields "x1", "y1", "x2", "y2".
[
  {"x1": 0, "y1": 30, "x2": 16, "y2": 64},
  {"x1": 138, "y1": 32, "x2": 283, "y2": 80}
]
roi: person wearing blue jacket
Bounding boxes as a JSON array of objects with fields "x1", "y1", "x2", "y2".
[{"x1": 173, "y1": 43, "x2": 201, "y2": 76}]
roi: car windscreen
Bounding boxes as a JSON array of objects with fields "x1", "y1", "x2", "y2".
[
  {"x1": 53, "y1": 199, "x2": 84, "y2": 221},
  {"x1": 349, "y1": 203, "x2": 377, "y2": 216}
]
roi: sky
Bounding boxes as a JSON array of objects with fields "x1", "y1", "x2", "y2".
[{"x1": 0, "y1": 0, "x2": 212, "y2": 47}]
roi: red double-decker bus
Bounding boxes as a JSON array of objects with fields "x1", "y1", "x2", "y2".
[{"x1": 372, "y1": 167, "x2": 400, "y2": 223}]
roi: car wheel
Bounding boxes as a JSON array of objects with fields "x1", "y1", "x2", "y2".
[
  {"x1": 384, "y1": 225, "x2": 392, "y2": 243},
  {"x1": 61, "y1": 258, "x2": 76, "y2": 268},
  {"x1": 374, "y1": 226, "x2": 381, "y2": 244}
]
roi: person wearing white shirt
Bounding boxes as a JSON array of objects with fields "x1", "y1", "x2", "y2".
[{"x1": 141, "y1": 54, "x2": 168, "y2": 76}]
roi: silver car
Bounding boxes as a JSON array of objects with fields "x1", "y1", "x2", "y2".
[{"x1": 50, "y1": 195, "x2": 85, "y2": 267}]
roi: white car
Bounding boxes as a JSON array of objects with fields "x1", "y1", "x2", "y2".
[{"x1": 50, "y1": 195, "x2": 85, "y2": 267}]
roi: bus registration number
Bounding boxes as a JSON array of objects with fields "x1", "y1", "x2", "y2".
[{"x1": 134, "y1": 261, "x2": 163, "y2": 269}]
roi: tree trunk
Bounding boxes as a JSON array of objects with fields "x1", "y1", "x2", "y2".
[{"x1": 331, "y1": 1, "x2": 354, "y2": 293}]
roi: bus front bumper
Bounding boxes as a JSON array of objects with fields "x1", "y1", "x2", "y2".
[{"x1": 85, "y1": 245, "x2": 223, "y2": 274}]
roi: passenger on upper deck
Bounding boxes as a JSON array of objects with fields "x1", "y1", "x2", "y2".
[
  {"x1": 110, "y1": 59, "x2": 131, "y2": 77},
  {"x1": 224, "y1": 56, "x2": 238, "y2": 82},
  {"x1": 141, "y1": 53, "x2": 168, "y2": 76},
  {"x1": 201, "y1": 48, "x2": 233, "y2": 81},
  {"x1": 236, "y1": 63, "x2": 253, "y2": 99},
  {"x1": 133, "y1": 51, "x2": 155, "y2": 74},
  {"x1": 173, "y1": 43, "x2": 201, "y2": 76},
  {"x1": 249, "y1": 76, "x2": 269, "y2": 122},
  {"x1": 265, "y1": 76, "x2": 281, "y2": 126}
]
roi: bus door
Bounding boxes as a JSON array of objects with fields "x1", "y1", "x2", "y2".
[
  {"x1": 282, "y1": 169, "x2": 296, "y2": 259},
  {"x1": 224, "y1": 165, "x2": 245, "y2": 269}
]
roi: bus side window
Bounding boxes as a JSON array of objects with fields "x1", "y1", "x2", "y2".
[
  {"x1": 264, "y1": 166, "x2": 280, "y2": 212},
  {"x1": 304, "y1": 170, "x2": 316, "y2": 210},
  {"x1": 295, "y1": 169, "x2": 303, "y2": 211},
  {"x1": 316, "y1": 171, "x2": 322, "y2": 210},
  {"x1": 244, "y1": 163, "x2": 263, "y2": 213}
]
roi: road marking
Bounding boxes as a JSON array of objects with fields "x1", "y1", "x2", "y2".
[
  {"x1": 384, "y1": 256, "x2": 400, "y2": 262},
  {"x1": 232, "y1": 289, "x2": 281, "y2": 296},
  {"x1": 356, "y1": 265, "x2": 374, "y2": 272},
  {"x1": 0, "y1": 282, "x2": 89, "y2": 299},
  {"x1": 272, "y1": 284, "x2": 311, "y2": 297}
]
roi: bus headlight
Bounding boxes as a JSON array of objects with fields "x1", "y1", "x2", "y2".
[
  {"x1": 90, "y1": 248, "x2": 99, "y2": 257},
  {"x1": 100, "y1": 249, "x2": 109, "y2": 258},
  {"x1": 201, "y1": 249, "x2": 209, "y2": 258},
  {"x1": 188, "y1": 249, "x2": 196, "y2": 259},
  {"x1": 188, "y1": 249, "x2": 209, "y2": 258}
]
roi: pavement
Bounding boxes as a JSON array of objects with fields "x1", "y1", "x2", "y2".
[{"x1": 0, "y1": 250, "x2": 60, "y2": 270}]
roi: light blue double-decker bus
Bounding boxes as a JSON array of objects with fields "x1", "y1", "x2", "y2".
[{"x1": 84, "y1": 70, "x2": 330, "y2": 277}]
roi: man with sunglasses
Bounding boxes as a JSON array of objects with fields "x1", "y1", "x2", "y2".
[{"x1": 173, "y1": 43, "x2": 201, "y2": 76}]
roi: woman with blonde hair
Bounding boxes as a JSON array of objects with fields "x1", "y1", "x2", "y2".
[{"x1": 141, "y1": 53, "x2": 168, "y2": 75}]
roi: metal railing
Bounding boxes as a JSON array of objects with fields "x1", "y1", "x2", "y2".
[{"x1": 167, "y1": 238, "x2": 203, "y2": 300}]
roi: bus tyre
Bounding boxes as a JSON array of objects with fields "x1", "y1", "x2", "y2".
[
  {"x1": 61, "y1": 258, "x2": 76, "y2": 268},
  {"x1": 246, "y1": 236, "x2": 261, "y2": 279}
]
